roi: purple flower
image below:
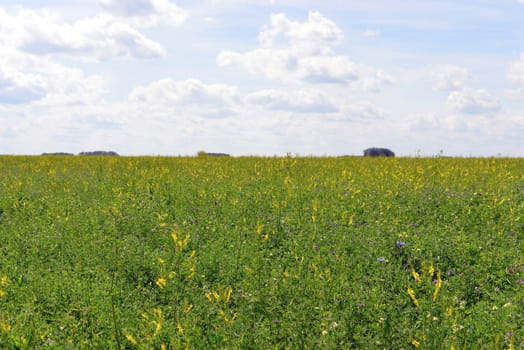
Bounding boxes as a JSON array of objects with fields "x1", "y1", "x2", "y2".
[
  {"x1": 396, "y1": 241, "x2": 406, "y2": 247},
  {"x1": 314, "y1": 245, "x2": 321, "y2": 251},
  {"x1": 273, "y1": 319, "x2": 280, "y2": 324},
  {"x1": 447, "y1": 269, "x2": 454, "y2": 276},
  {"x1": 377, "y1": 257, "x2": 385, "y2": 262},
  {"x1": 508, "y1": 267, "x2": 514, "y2": 274}
]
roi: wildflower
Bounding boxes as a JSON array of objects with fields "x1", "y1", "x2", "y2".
[
  {"x1": 156, "y1": 277, "x2": 167, "y2": 289},
  {"x1": 124, "y1": 332, "x2": 138, "y2": 345},
  {"x1": 377, "y1": 257, "x2": 385, "y2": 262},
  {"x1": 447, "y1": 269, "x2": 454, "y2": 276},
  {"x1": 432, "y1": 271, "x2": 442, "y2": 301},
  {"x1": 428, "y1": 262, "x2": 435, "y2": 277},
  {"x1": 314, "y1": 245, "x2": 321, "y2": 251},
  {"x1": 410, "y1": 265, "x2": 420, "y2": 282},
  {"x1": 408, "y1": 286, "x2": 420, "y2": 308},
  {"x1": 411, "y1": 339, "x2": 420, "y2": 347},
  {"x1": 273, "y1": 319, "x2": 280, "y2": 324},
  {"x1": 508, "y1": 267, "x2": 514, "y2": 274},
  {"x1": 396, "y1": 241, "x2": 406, "y2": 247},
  {"x1": 224, "y1": 287, "x2": 233, "y2": 304}
]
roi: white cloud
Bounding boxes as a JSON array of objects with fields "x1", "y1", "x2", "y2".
[
  {"x1": 97, "y1": 0, "x2": 187, "y2": 27},
  {"x1": 447, "y1": 88, "x2": 501, "y2": 115},
  {"x1": 0, "y1": 8, "x2": 166, "y2": 61},
  {"x1": 245, "y1": 89, "x2": 338, "y2": 113},
  {"x1": 338, "y1": 102, "x2": 387, "y2": 121},
  {"x1": 504, "y1": 87, "x2": 524, "y2": 98},
  {"x1": 427, "y1": 64, "x2": 472, "y2": 91},
  {"x1": 362, "y1": 29, "x2": 380, "y2": 38},
  {"x1": 128, "y1": 78, "x2": 240, "y2": 118},
  {"x1": 217, "y1": 11, "x2": 392, "y2": 91},
  {"x1": 508, "y1": 52, "x2": 524, "y2": 84},
  {"x1": 258, "y1": 12, "x2": 343, "y2": 55},
  {"x1": 0, "y1": 46, "x2": 108, "y2": 105}
]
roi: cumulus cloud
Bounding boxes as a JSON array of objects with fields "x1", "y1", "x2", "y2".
[
  {"x1": 0, "y1": 8, "x2": 166, "y2": 61},
  {"x1": 258, "y1": 12, "x2": 343, "y2": 55},
  {"x1": 0, "y1": 46, "x2": 107, "y2": 105},
  {"x1": 97, "y1": 0, "x2": 187, "y2": 27},
  {"x1": 427, "y1": 64, "x2": 472, "y2": 91},
  {"x1": 128, "y1": 78, "x2": 240, "y2": 118},
  {"x1": 508, "y1": 52, "x2": 524, "y2": 84},
  {"x1": 217, "y1": 11, "x2": 392, "y2": 91},
  {"x1": 447, "y1": 88, "x2": 501, "y2": 115},
  {"x1": 245, "y1": 89, "x2": 338, "y2": 113},
  {"x1": 338, "y1": 102, "x2": 387, "y2": 121}
]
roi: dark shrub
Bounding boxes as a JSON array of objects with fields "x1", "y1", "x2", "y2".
[
  {"x1": 363, "y1": 148, "x2": 395, "y2": 157},
  {"x1": 78, "y1": 151, "x2": 119, "y2": 156}
]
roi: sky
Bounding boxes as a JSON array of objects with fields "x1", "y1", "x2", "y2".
[{"x1": 1, "y1": 0, "x2": 524, "y2": 157}]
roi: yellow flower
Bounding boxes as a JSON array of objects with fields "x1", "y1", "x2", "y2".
[
  {"x1": 410, "y1": 265, "x2": 420, "y2": 282},
  {"x1": 428, "y1": 262, "x2": 435, "y2": 278},
  {"x1": 412, "y1": 339, "x2": 420, "y2": 347},
  {"x1": 224, "y1": 287, "x2": 233, "y2": 304},
  {"x1": 408, "y1": 286, "x2": 420, "y2": 308},
  {"x1": 124, "y1": 332, "x2": 138, "y2": 345},
  {"x1": 156, "y1": 277, "x2": 167, "y2": 289},
  {"x1": 433, "y1": 271, "x2": 442, "y2": 301}
]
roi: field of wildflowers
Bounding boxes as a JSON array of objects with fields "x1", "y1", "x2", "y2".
[{"x1": 0, "y1": 155, "x2": 523, "y2": 349}]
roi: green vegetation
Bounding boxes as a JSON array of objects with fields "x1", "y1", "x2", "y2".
[{"x1": 0, "y1": 155, "x2": 523, "y2": 349}]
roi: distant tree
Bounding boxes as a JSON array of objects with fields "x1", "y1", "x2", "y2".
[
  {"x1": 78, "y1": 151, "x2": 119, "y2": 156},
  {"x1": 363, "y1": 147, "x2": 395, "y2": 157},
  {"x1": 41, "y1": 152, "x2": 74, "y2": 156},
  {"x1": 197, "y1": 151, "x2": 230, "y2": 157}
]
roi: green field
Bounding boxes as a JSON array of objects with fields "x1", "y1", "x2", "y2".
[{"x1": 0, "y1": 156, "x2": 523, "y2": 349}]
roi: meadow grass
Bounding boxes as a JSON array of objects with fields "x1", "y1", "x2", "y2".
[{"x1": 0, "y1": 155, "x2": 523, "y2": 349}]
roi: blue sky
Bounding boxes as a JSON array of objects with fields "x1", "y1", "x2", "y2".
[{"x1": 1, "y1": 0, "x2": 524, "y2": 156}]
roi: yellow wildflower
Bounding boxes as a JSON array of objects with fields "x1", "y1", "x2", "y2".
[
  {"x1": 156, "y1": 277, "x2": 167, "y2": 289},
  {"x1": 433, "y1": 271, "x2": 442, "y2": 301},
  {"x1": 428, "y1": 262, "x2": 435, "y2": 278},
  {"x1": 124, "y1": 332, "x2": 138, "y2": 345},
  {"x1": 177, "y1": 322, "x2": 184, "y2": 334},
  {"x1": 224, "y1": 287, "x2": 233, "y2": 304},
  {"x1": 410, "y1": 265, "x2": 420, "y2": 282},
  {"x1": 412, "y1": 339, "x2": 420, "y2": 347},
  {"x1": 408, "y1": 286, "x2": 420, "y2": 308}
]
